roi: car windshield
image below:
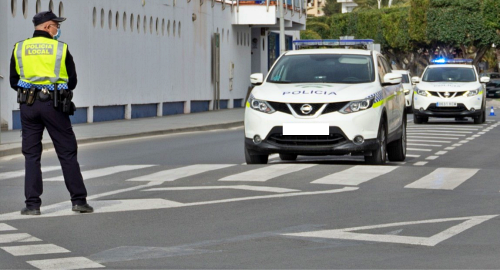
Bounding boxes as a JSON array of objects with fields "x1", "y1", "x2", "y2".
[
  {"x1": 267, "y1": 54, "x2": 375, "y2": 84},
  {"x1": 423, "y1": 67, "x2": 476, "y2": 82},
  {"x1": 401, "y1": 74, "x2": 410, "y2": 84}
]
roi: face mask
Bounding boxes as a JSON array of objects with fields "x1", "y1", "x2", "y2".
[{"x1": 53, "y1": 29, "x2": 61, "y2": 40}]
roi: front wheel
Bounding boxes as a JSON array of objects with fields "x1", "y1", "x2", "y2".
[
  {"x1": 365, "y1": 120, "x2": 387, "y2": 165},
  {"x1": 474, "y1": 109, "x2": 485, "y2": 124},
  {"x1": 388, "y1": 115, "x2": 407, "y2": 162},
  {"x1": 245, "y1": 146, "x2": 268, "y2": 164}
]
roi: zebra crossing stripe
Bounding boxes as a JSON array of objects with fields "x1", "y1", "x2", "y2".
[
  {"x1": 407, "y1": 133, "x2": 466, "y2": 137},
  {"x1": 311, "y1": 166, "x2": 398, "y2": 186},
  {"x1": 405, "y1": 168, "x2": 479, "y2": 190},
  {"x1": 0, "y1": 166, "x2": 60, "y2": 181},
  {"x1": 128, "y1": 164, "x2": 235, "y2": 182},
  {"x1": 0, "y1": 223, "x2": 16, "y2": 231},
  {"x1": 27, "y1": 257, "x2": 105, "y2": 270},
  {"x1": 45, "y1": 165, "x2": 156, "y2": 181},
  {"x1": 219, "y1": 164, "x2": 316, "y2": 182},
  {"x1": 0, "y1": 244, "x2": 70, "y2": 256},
  {"x1": 0, "y1": 233, "x2": 42, "y2": 244}
]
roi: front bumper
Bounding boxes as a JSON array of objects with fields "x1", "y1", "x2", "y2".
[{"x1": 413, "y1": 94, "x2": 483, "y2": 118}]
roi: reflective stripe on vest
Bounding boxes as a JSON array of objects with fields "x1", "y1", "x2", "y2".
[{"x1": 15, "y1": 38, "x2": 68, "y2": 84}]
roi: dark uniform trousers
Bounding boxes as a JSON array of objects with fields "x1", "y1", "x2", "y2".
[{"x1": 21, "y1": 98, "x2": 87, "y2": 209}]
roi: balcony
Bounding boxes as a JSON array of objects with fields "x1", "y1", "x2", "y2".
[{"x1": 231, "y1": 0, "x2": 306, "y2": 30}]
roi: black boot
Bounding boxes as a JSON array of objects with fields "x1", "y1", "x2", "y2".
[
  {"x1": 72, "y1": 203, "x2": 94, "y2": 213},
  {"x1": 21, "y1": 207, "x2": 41, "y2": 215}
]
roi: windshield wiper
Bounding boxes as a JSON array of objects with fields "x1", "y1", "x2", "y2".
[{"x1": 268, "y1": 80, "x2": 292, "y2": 84}]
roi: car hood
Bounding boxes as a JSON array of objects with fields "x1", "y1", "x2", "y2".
[
  {"x1": 417, "y1": 81, "x2": 480, "y2": 91},
  {"x1": 251, "y1": 82, "x2": 381, "y2": 103}
]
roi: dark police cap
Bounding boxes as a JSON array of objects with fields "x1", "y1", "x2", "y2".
[{"x1": 32, "y1": 11, "x2": 66, "y2": 26}]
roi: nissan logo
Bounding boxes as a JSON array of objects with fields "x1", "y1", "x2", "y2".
[
  {"x1": 300, "y1": 104, "x2": 313, "y2": 115},
  {"x1": 444, "y1": 92, "x2": 450, "y2": 97}
]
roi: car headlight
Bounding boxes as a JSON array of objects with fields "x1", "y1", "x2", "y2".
[
  {"x1": 464, "y1": 88, "x2": 481, "y2": 97},
  {"x1": 416, "y1": 87, "x2": 429, "y2": 97},
  {"x1": 247, "y1": 94, "x2": 275, "y2": 114},
  {"x1": 340, "y1": 98, "x2": 373, "y2": 114}
]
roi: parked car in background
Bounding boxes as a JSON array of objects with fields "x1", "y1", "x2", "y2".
[
  {"x1": 392, "y1": 70, "x2": 415, "y2": 112},
  {"x1": 480, "y1": 72, "x2": 500, "y2": 80},
  {"x1": 486, "y1": 81, "x2": 500, "y2": 98}
]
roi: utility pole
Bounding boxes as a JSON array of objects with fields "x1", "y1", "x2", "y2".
[{"x1": 279, "y1": 0, "x2": 285, "y2": 55}]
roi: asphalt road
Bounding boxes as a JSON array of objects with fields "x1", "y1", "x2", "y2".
[{"x1": 1, "y1": 114, "x2": 500, "y2": 269}]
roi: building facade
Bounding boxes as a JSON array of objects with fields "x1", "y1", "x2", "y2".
[{"x1": 0, "y1": 0, "x2": 305, "y2": 130}]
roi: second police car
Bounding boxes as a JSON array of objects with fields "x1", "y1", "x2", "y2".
[
  {"x1": 244, "y1": 40, "x2": 407, "y2": 165},
  {"x1": 412, "y1": 59, "x2": 490, "y2": 124}
]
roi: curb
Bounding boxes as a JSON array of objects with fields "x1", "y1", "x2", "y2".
[{"x1": 0, "y1": 121, "x2": 243, "y2": 158}]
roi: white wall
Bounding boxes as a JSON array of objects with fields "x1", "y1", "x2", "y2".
[{"x1": 1, "y1": 0, "x2": 254, "y2": 129}]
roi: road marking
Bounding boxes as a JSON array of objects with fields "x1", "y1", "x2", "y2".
[
  {"x1": 219, "y1": 164, "x2": 315, "y2": 182},
  {"x1": 413, "y1": 162, "x2": 428, "y2": 166},
  {"x1": 1, "y1": 244, "x2": 70, "y2": 256},
  {"x1": 472, "y1": 135, "x2": 481, "y2": 137},
  {"x1": 408, "y1": 135, "x2": 460, "y2": 140},
  {"x1": 407, "y1": 133, "x2": 466, "y2": 137},
  {"x1": 407, "y1": 143, "x2": 442, "y2": 147},
  {"x1": 128, "y1": 164, "x2": 235, "y2": 183},
  {"x1": 478, "y1": 132, "x2": 486, "y2": 135},
  {"x1": 435, "y1": 151, "x2": 447, "y2": 155},
  {"x1": 444, "y1": 147, "x2": 455, "y2": 150},
  {"x1": 45, "y1": 165, "x2": 156, "y2": 181},
  {"x1": 0, "y1": 166, "x2": 60, "y2": 181},
  {"x1": 405, "y1": 168, "x2": 479, "y2": 190},
  {"x1": 144, "y1": 185, "x2": 299, "y2": 193},
  {"x1": 406, "y1": 130, "x2": 473, "y2": 134},
  {"x1": 425, "y1": 156, "x2": 439, "y2": 160},
  {"x1": 0, "y1": 233, "x2": 41, "y2": 243},
  {"x1": 407, "y1": 127, "x2": 479, "y2": 131},
  {"x1": 311, "y1": 166, "x2": 398, "y2": 186},
  {"x1": 27, "y1": 257, "x2": 105, "y2": 270},
  {"x1": 466, "y1": 137, "x2": 475, "y2": 140},
  {"x1": 459, "y1": 140, "x2": 469, "y2": 143},
  {"x1": 0, "y1": 223, "x2": 16, "y2": 231},
  {"x1": 407, "y1": 148, "x2": 431, "y2": 152},
  {"x1": 408, "y1": 139, "x2": 451, "y2": 143},
  {"x1": 0, "y1": 187, "x2": 358, "y2": 221},
  {"x1": 282, "y1": 215, "x2": 497, "y2": 247},
  {"x1": 406, "y1": 154, "x2": 421, "y2": 158},
  {"x1": 452, "y1": 143, "x2": 462, "y2": 147}
]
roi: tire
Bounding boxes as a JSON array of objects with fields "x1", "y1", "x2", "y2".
[
  {"x1": 365, "y1": 120, "x2": 387, "y2": 165},
  {"x1": 388, "y1": 114, "x2": 407, "y2": 162},
  {"x1": 279, "y1": 153, "x2": 297, "y2": 161},
  {"x1": 421, "y1": 116, "x2": 429, "y2": 123},
  {"x1": 481, "y1": 107, "x2": 486, "y2": 124},
  {"x1": 474, "y1": 109, "x2": 484, "y2": 124},
  {"x1": 245, "y1": 146, "x2": 268, "y2": 164}
]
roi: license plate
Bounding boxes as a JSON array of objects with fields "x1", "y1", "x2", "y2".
[
  {"x1": 283, "y1": 123, "x2": 329, "y2": 135},
  {"x1": 488, "y1": 94, "x2": 494, "y2": 97},
  {"x1": 436, "y1": 102, "x2": 457, "y2": 107}
]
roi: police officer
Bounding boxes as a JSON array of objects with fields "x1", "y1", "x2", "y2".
[{"x1": 9, "y1": 11, "x2": 93, "y2": 215}]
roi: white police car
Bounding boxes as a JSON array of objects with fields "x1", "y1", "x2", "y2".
[
  {"x1": 244, "y1": 40, "x2": 407, "y2": 165},
  {"x1": 412, "y1": 59, "x2": 490, "y2": 124}
]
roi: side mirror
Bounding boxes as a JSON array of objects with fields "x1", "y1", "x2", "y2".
[
  {"x1": 382, "y1": 73, "x2": 402, "y2": 85},
  {"x1": 480, "y1": 76, "x2": 490, "y2": 83},
  {"x1": 250, "y1": 73, "x2": 264, "y2": 85},
  {"x1": 411, "y1": 76, "x2": 420, "y2": 84}
]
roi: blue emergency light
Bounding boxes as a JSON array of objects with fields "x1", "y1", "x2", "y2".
[
  {"x1": 293, "y1": 39, "x2": 374, "y2": 50},
  {"x1": 431, "y1": 58, "x2": 473, "y2": 64}
]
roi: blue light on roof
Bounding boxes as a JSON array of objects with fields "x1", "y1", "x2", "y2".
[
  {"x1": 431, "y1": 58, "x2": 446, "y2": 64},
  {"x1": 431, "y1": 58, "x2": 473, "y2": 64}
]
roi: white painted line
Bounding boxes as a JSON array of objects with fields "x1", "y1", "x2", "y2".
[
  {"x1": 27, "y1": 257, "x2": 105, "y2": 270},
  {"x1": 0, "y1": 233, "x2": 42, "y2": 243},
  {"x1": 46, "y1": 165, "x2": 156, "y2": 181},
  {"x1": 459, "y1": 140, "x2": 469, "y2": 143},
  {"x1": 282, "y1": 215, "x2": 497, "y2": 247},
  {"x1": 452, "y1": 143, "x2": 462, "y2": 147},
  {"x1": 268, "y1": 154, "x2": 279, "y2": 160},
  {"x1": 407, "y1": 139, "x2": 452, "y2": 143},
  {"x1": 407, "y1": 143, "x2": 442, "y2": 147},
  {"x1": 407, "y1": 133, "x2": 466, "y2": 137},
  {"x1": 413, "y1": 162, "x2": 428, "y2": 166},
  {"x1": 478, "y1": 132, "x2": 486, "y2": 135},
  {"x1": 0, "y1": 166, "x2": 60, "y2": 181},
  {"x1": 0, "y1": 223, "x2": 16, "y2": 231},
  {"x1": 426, "y1": 156, "x2": 439, "y2": 160},
  {"x1": 408, "y1": 135, "x2": 460, "y2": 140},
  {"x1": 406, "y1": 154, "x2": 421, "y2": 158},
  {"x1": 0, "y1": 188, "x2": 358, "y2": 221},
  {"x1": 466, "y1": 137, "x2": 475, "y2": 140},
  {"x1": 407, "y1": 127, "x2": 479, "y2": 131},
  {"x1": 128, "y1": 164, "x2": 235, "y2": 183},
  {"x1": 472, "y1": 135, "x2": 481, "y2": 138},
  {"x1": 144, "y1": 185, "x2": 299, "y2": 193},
  {"x1": 311, "y1": 166, "x2": 398, "y2": 186},
  {"x1": 219, "y1": 164, "x2": 316, "y2": 182},
  {"x1": 405, "y1": 168, "x2": 479, "y2": 190},
  {"x1": 435, "y1": 151, "x2": 448, "y2": 155},
  {"x1": 444, "y1": 147, "x2": 455, "y2": 150},
  {"x1": 406, "y1": 129, "x2": 473, "y2": 134},
  {"x1": 407, "y1": 148, "x2": 432, "y2": 152},
  {"x1": 1, "y1": 244, "x2": 70, "y2": 256}
]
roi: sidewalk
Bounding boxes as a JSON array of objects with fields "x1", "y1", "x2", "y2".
[{"x1": 0, "y1": 108, "x2": 245, "y2": 157}]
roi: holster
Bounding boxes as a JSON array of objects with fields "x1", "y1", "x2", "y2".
[
  {"x1": 26, "y1": 87, "x2": 36, "y2": 106},
  {"x1": 61, "y1": 90, "x2": 76, "y2": 115},
  {"x1": 17, "y1": 88, "x2": 28, "y2": 104}
]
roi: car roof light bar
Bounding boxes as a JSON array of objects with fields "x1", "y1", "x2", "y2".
[
  {"x1": 431, "y1": 58, "x2": 473, "y2": 65},
  {"x1": 293, "y1": 39, "x2": 374, "y2": 50}
]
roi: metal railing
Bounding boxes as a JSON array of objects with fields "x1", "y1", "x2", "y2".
[{"x1": 232, "y1": 0, "x2": 306, "y2": 16}]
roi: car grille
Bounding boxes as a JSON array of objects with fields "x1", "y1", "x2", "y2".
[
  {"x1": 427, "y1": 103, "x2": 467, "y2": 112},
  {"x1": 428, "y1": 91, "x2": 467, "y2": 98},
  {"x1": 267, "y1": 102, "x2": 348, "y2": 116},
  {"x1": 268, "y1": 134, "x2": 347, "y2": 146}
]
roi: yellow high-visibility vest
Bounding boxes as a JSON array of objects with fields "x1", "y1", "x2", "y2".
[{"x1": 14, "y1": 37, "x2": 69, "y2": 86}]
